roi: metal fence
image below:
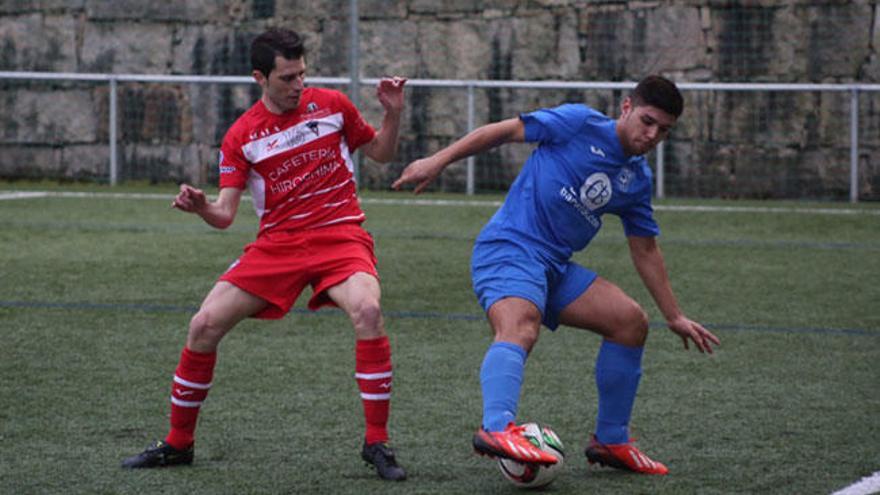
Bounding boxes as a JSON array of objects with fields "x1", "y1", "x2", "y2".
[{"x1": 1, "y1": 70, "x2": 878, "y2": 202}]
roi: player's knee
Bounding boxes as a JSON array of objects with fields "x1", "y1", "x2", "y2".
[
  {"x1": 620, "y1": 303, "x2": 649, "y2": 346},
  {"x1": 494, "y1": 313, "x2": 541, "y2": 351},
  {"x1": 349, "y1": 298, "x2": 384, "y2": 336},
  {"x1": 515, "y1": 327, "x2": 540, "y2": 351},
  {"x1": 495, "y1": 327, "x2": 540, "y2": 352},
  {"x1": 187, "y1": 310, "x2": 226, "y2": 349}
]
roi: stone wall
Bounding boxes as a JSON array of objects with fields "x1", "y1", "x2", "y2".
[{"x1": 0, "y1": 0, "x2": 878, "y2": 199}]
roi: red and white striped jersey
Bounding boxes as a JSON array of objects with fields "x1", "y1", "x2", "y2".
[{"x1": 218, "y1": 87, "x2": 376, "y2": 237}]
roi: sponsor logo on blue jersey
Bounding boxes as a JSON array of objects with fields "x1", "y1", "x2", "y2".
[{"x1": 579, "y1": 172, "x2": 612, "y2": 211}]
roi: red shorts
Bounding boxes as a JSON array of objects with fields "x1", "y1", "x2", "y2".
[{"x1": 219, "y1": 223, "x2": 378, "y2": 319}]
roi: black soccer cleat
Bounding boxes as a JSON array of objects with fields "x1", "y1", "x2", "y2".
[
  {"x1": 121, "y1": 440, "x2": 194, "y2": 469},
  {"x1": 361, "y1": 441, "x2": 407, "y2": 481}
]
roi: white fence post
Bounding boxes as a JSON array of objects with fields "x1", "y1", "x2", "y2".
[
  {"x1": 850, "y1": 87, "x2": 859, "y2": 203},
  {"x1": 466, "y1": 84, "x2": 475, "y2": 196},
  {"x1": 109, "y1": 77, "x2": 118, "y2": 186},
  {"x1": 656, "y1": 141, "x2": 665, "y2": 199}
]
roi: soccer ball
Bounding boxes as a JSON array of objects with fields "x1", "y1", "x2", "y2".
[{"x1": 497, "y1": 422, "x2": 565, "y2": 489}]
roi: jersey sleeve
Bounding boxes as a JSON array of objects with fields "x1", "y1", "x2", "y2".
[
  {"x1": 620, "y1": 200, "x2": 661, "y2": 237},
  {"x1": 337, "y1": 91, "x2": 377, "y2": 152},
  {"x1": 520, "y1": 103, "x2": 588, "y2": 145},
  {"x1": 218, "y1": 128, "x2": 249, "y2": 190},
  {"x1": 619, "y1": 163, "x2": 661, "y2": 237}
]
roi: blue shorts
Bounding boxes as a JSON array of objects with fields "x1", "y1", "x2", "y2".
[{"x1": 471, "y1": 238, "x2": 598, "y2": 330}]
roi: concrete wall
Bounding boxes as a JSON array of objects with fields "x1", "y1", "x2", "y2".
[{"x1": 1, "y1": 0, "x2": 878, "y2": 199}]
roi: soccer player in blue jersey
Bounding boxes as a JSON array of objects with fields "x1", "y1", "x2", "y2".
[{"x1": 392, "y1": 75, "x2": 720, "y2": 475}]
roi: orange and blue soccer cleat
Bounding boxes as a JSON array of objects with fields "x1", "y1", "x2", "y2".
[
  {"x1": 473, "y1": 423, "x2": 559, "y2": 466},
  {"x1": 584, "y1": 434, "x2": 669, "y2": 475}
]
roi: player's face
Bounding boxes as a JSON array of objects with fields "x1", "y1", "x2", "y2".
[
  {"x1": 256, "y1": 56, "x2": 306, "y2": 113},
  {"x1": 616, "y1": 98, "x2": 677, "y2": 156}
]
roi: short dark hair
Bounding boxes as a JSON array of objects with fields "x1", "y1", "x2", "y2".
[
  {"x1": 251, "y1": 28, "x2": 305, "y2": 77},
  {"x1": 631, "y1": 75, "x2": 684, "y2": 118}
]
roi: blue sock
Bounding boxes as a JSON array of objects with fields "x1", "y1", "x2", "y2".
[
  {"x1": 480, "y1": 342, "x2": 527, "y2": 432},
  {"x1": 594, "y1": 340, "x2": 644, "y2": 444}
]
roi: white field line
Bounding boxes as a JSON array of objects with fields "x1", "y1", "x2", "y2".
[
  {"x1": 0, "y1": 191, "x2": 51, "y2": 200},
  {"x1": 655, "y1": 204, "x2": 880, "y2": 216},
  {"x1": 0, "y1": 190, "x2": 879, "y2": 216},
  {"x1": 0, "y1": 191, "x2": 173, "y2": 201},
  {"x1": 831, "y1": 471, "x2": 880, "y2": 495}
]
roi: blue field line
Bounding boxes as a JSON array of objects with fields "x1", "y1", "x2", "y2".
[
  {"x1": 648, "y1": 321, "x2": 877, "y2": 337},
  {"x1": 1, "y1": 299, "x2": 876, "y2": 337}
]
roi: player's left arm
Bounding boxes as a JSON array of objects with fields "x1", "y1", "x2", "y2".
[
  {"x1": 627, "y1": 235, "x2": 720, "y2": 354},
  {"x1": 360, "y1": 77, "x2": 407, "y2": 163}
]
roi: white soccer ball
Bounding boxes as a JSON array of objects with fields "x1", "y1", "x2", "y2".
[{"x1": 497, "y1": 422, "x2": 565, "y2": 489}]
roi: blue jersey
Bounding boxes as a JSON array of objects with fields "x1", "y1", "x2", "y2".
[{"x1": 476, "y1": 103, "x2": 660, "y2": 261}]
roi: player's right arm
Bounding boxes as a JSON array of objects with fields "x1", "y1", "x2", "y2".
[
  {"x1": 392, "y1": 117, "x2": 525, "y2": 194},
  {"x1": 627, "y1": 235, "x2": 719, "y2": 354},
  {"x1": 171, "y1": 184, "x2": 242, "y2": 230}
]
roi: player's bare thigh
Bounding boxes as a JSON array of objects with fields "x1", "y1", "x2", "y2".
[
  {"x1": 187, "y1": 281, "x2": 268, "y2": 352},
  {"x1": 557, "y1": 277, "x2": 649, "y2": 347}
]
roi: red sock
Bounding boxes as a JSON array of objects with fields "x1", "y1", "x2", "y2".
[
  {"x1": 164, "y1": 347, "x2": 216, "y2": 450},
  {"x1": 355, "y1": 337, "x2": 392, "y2": 445}
]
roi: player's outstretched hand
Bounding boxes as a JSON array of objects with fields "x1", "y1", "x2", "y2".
[
  {"x1": 667, "y1": 315, "x2": 720, "y2": 354},
  {"x1": 392, "y1": 156, "x2": 445, "y2": 194},
  {"x1": 376, "y1": 76, "x2": 407, "y2": 114},
  {"x1": 171, "y1": 183, "x2": 207, "y2": 213}
]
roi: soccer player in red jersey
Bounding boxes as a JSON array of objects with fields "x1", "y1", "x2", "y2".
[{"x1": 121, "y1": 28, "x2": 408, "y2": 481}]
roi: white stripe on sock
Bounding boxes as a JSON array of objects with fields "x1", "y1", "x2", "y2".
[
  {"x1": 360, "y1": 392, "x2": 391, "y2": 401},
  {"x1": 170, "y1": 396, "x2": 202, "y2": 408},
  {"x1": 354, "y1": 371, "x2": 393, "y2": 380},
  {"x1": 173, "y1": 375, "x2": 212, "y2": 390}
]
